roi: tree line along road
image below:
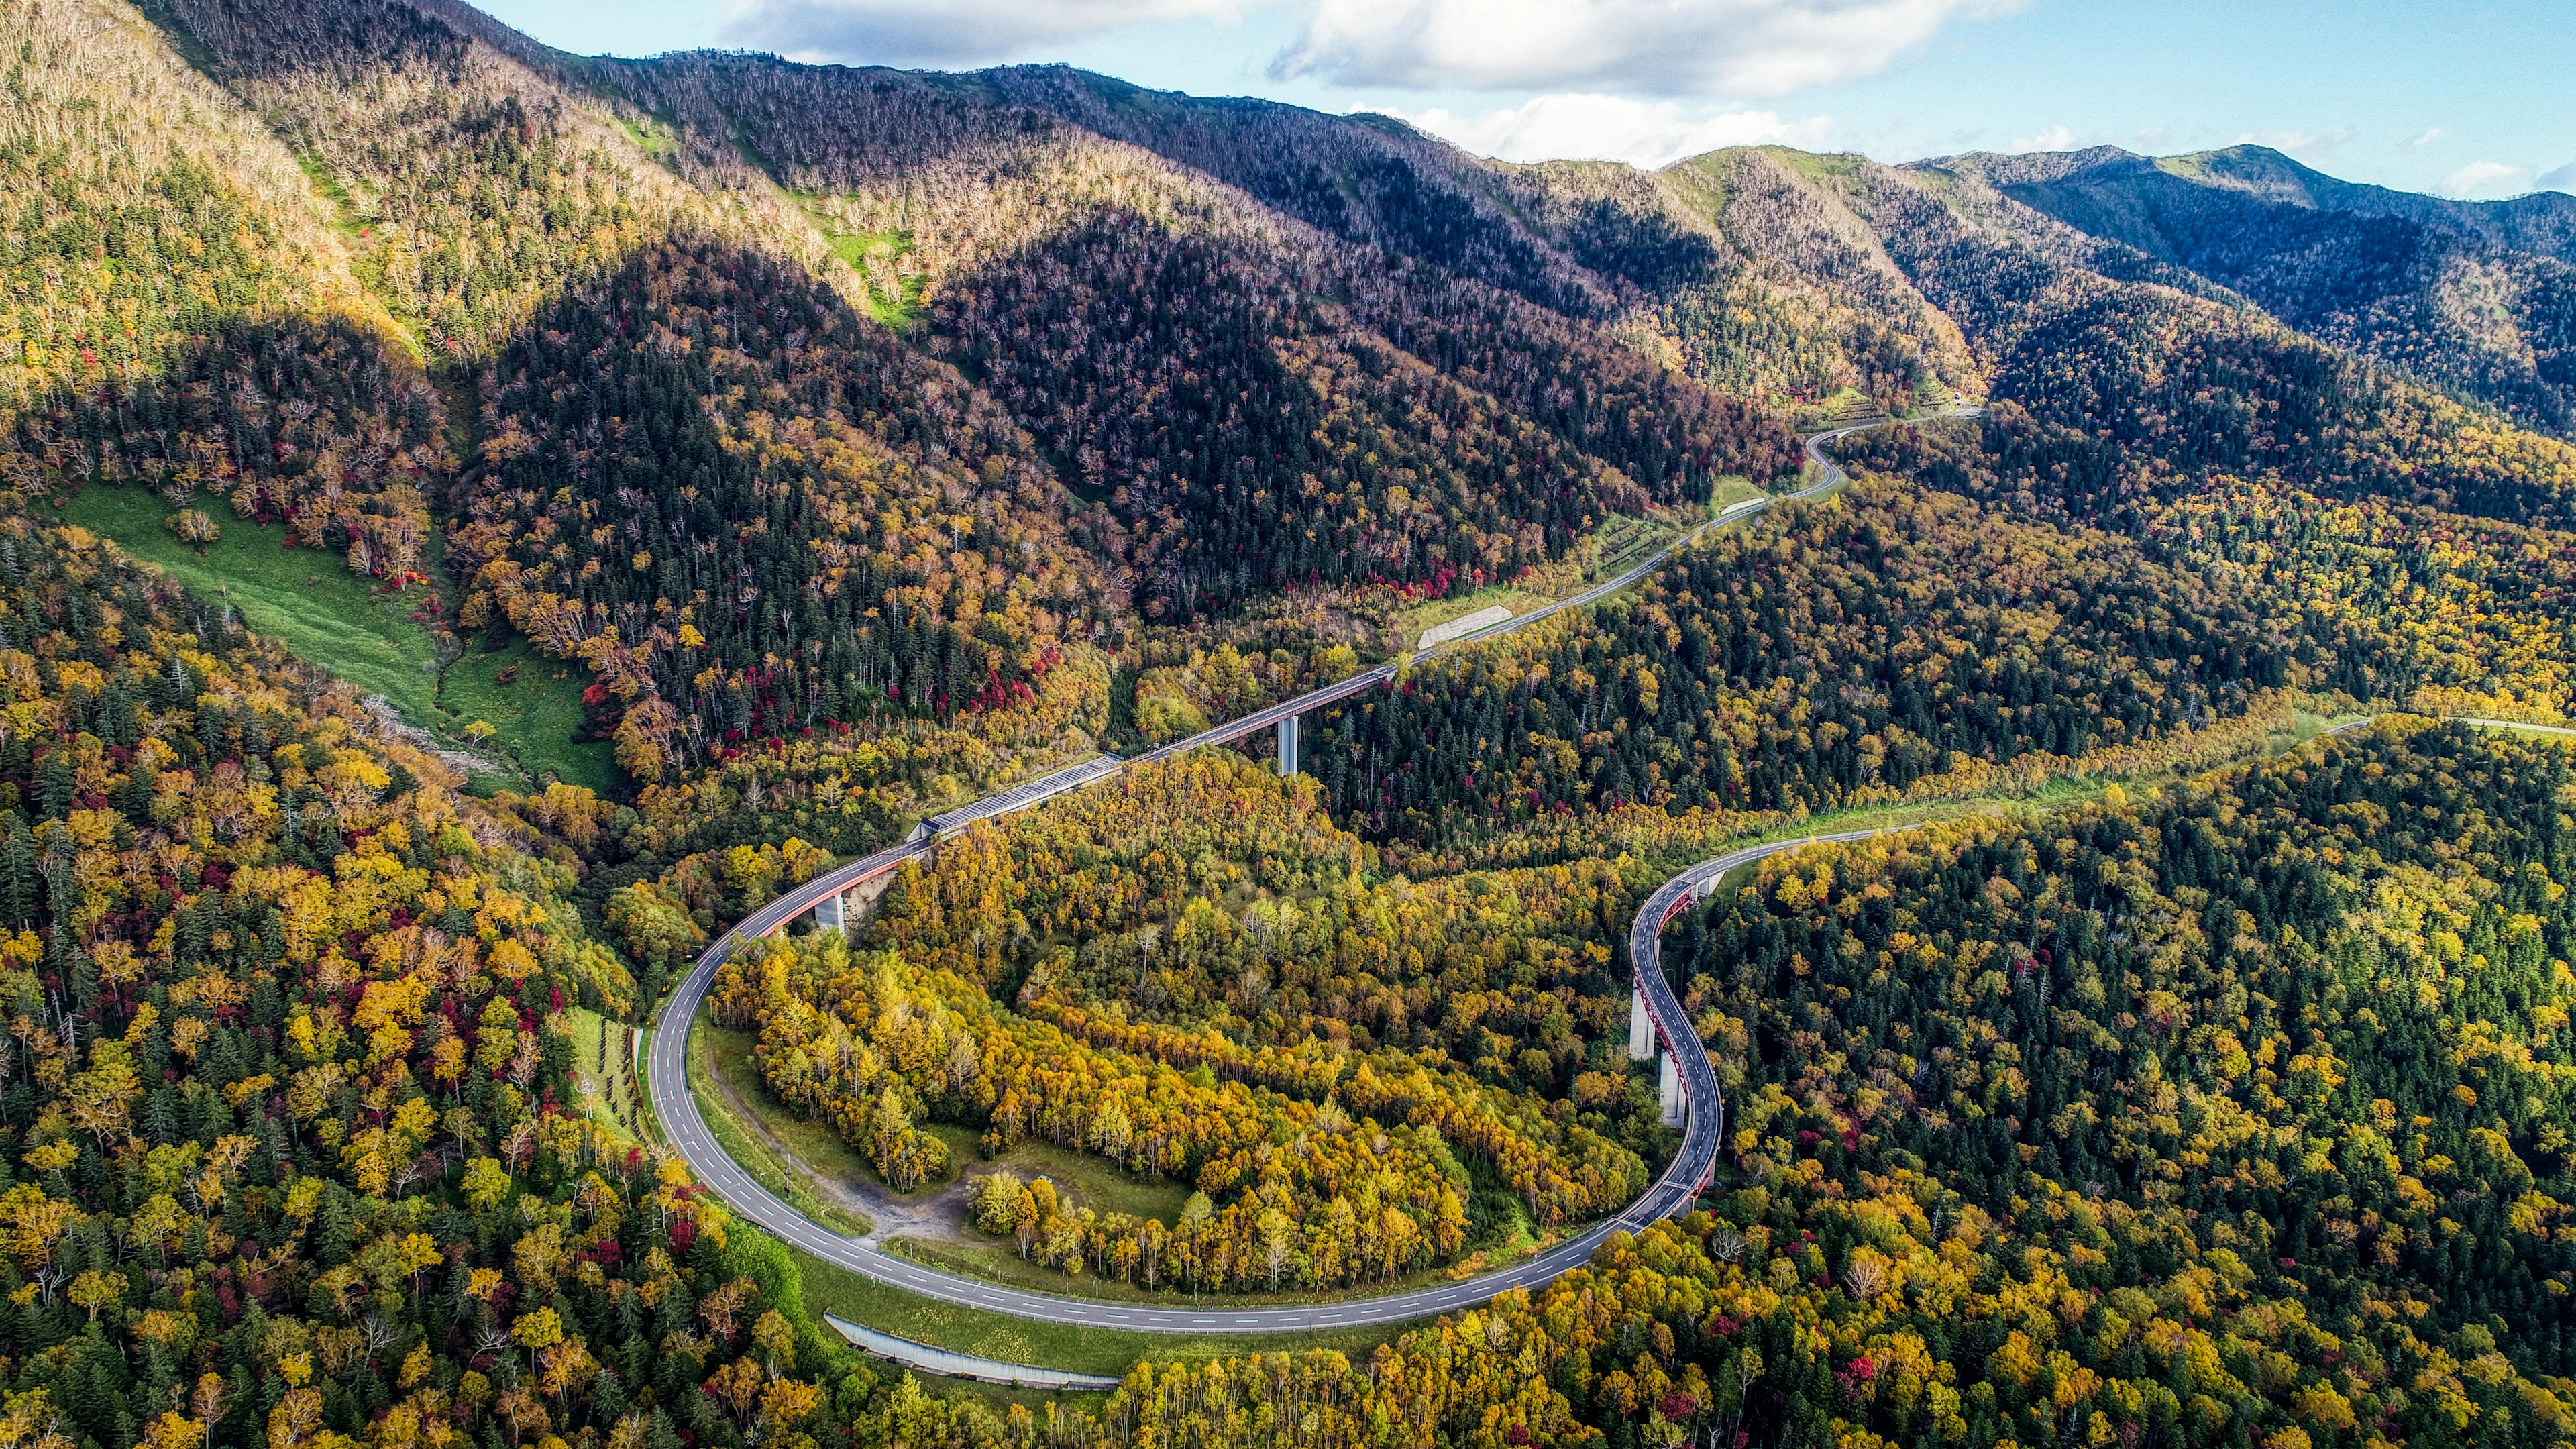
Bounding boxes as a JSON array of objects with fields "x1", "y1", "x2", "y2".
[{"x1": 641, "y1": 412, "x2": 1974, "y2": 1335}]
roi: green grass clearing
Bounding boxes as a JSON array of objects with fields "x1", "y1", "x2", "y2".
[
  {"x1": 1709, "y1": 474, "x2": 1770, "y2": 513},
  {"x1": 441, "y1": 638, "x2": 616, "y2": 793},
  {"x1": 919, "y1": 1123, "x2": 981, "y2": 1191},
  {"x1": 559, "y1": 1006, "x2": 647, "y2": 1146},
  {"x1": 612, "y1": 114, "x2": 682, "y2": 162},
  {"x1": 971, "y1": 1138, "x2": 1190, "y2": 1224},
  {"x1": 1391, "y1": 586, "x2": 1548, "y2": 651},
  {"x1": 690, "y1": 1010, "x2": 880, "y2": 1237},
  {"x1": 294, "y1": 152, "x2": 366, "y2": 232},
  {"x1": 2269, "y1": 708, "x2": 2359, "y2": 753},
  {"x1": 824, "y1": 229, "x2": 906, "y2": 264},
  {"x1": 632, "y1": 1026, "x2": 667, "y2": 1144},
  {"x1": 1800, "y1": 386, "x2": 1890, "y2": 432},
  {"x1": 62, "y1": 487, "x2": 445, "y2": 720},
  {"x1": 1905, "y1": 378, "x2": 1964, "y2": 416},
  {"x1": 416, "y1": 520, "x2": 614, "y2": 792},
  {"x1": 561, "y1": 1006, "x2": 615, "y2": 1087},
  {"x1": 60, "y1": 484, "x2": 611, "y2": 791},
  {"x1": 1754, "y1": 146, "x2": 1873, "y2": 187},
  {"x1": 811, "y1": 217, "x2": 926, "y2": 327},
  {"x1": 783, "y1": 1242, "x2": 1417, "y2": 1379},
  {"x1": 1585, "y1": 513, "x2": 1686, "y2": 583}
]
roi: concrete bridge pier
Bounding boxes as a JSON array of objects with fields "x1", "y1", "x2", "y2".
[
  {"x1": 812, "y1": 891, "x2": 846, "y2": 932},
  {"x1": 1660, "y1": 1051, "x2": 1686, "y2": 1128},
  {"x1": 1627, "y1": 989, "x2": 1654, "y2": 1061},
  {"x1": 1277, "y1": 714, "x2": 1299, "y2": 777}
]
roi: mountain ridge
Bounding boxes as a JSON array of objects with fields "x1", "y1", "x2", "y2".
[{"x1": 1904, "y1": 142, "x2": 2576, "y2": 433}]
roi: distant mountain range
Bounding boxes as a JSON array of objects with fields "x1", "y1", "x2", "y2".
[
  {"x1": 545, "y1": 42, "x2": 2576, "y2": 440},
  {"x1": 1964, "y1": 144, "x2": 2576, "y2": 434}
]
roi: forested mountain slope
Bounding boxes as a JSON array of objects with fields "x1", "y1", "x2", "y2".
[
  {"x1": 1721, "y1": 140, "x2": 2576, "y2": 751},
  {"x1": 1968, "y1": 144, "x2": 2576, "y2": 435},
  {"x1": 121, "y1": 0, "x2": 1128, "y2": 788},
  {"x1": 0, "y1": 488, "x2": 902, "y2": 1449},
  {"x1": 24, "y1": 0, "x2": 2576, "y2": 978},
  {"x1": 23, "y1": 0, "x2": 1819, "y2": 790},
  {"x1": 1795, "y1": 150, "x2": 2576, "y2": 530},
  {"x1": 1144, "y1": 720, "x2": 2576, "y2": 1448},
  {"x1": 550, "y1": 48, "x2": 1801, "y2": 620},
  {"x1": 2152, "y1": 143, "x2": 2576, "y2": 261},
  {"x1": 0, "y1": 0, "x2": 442, "y2": 581},
  {"x1": 1509, "y1": 148, "x2": 1985, "y2": 411},
  {"x1": 1458, "y1": 134, "x2": 2576, "y2": 480},
  {"x1": 1311, "y1": 475, "x2": 2302, "y2": 849},
  {"x1": 39, "y1": 0, "x2": 2571, "y2": 795},
  {"x1": 584, "y1": 56, "x2": 1621, "y2": 321}
]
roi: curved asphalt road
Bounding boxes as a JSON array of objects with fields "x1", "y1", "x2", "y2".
[
  {"x1": 644, "y1": 409, "x2": 1970, "y2": 1333},
  {"x1": 649, "y1": 826, "x2": 1902, "y2": 1332}
]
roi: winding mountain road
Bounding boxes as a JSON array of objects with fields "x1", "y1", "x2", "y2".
[{"x1": 643, "y1": 409, "x2": 1970, "y2": 1335}]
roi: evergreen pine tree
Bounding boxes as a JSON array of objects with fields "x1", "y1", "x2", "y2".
[{"x1": 36, "y1": 750, "x2": 72, "y2": 820}]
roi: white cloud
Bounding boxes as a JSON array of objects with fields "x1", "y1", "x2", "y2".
[
  {"x1": 718, "y1": 0, "x2": 1242, "y2": 67},
  {"x1": 2396, "y1": 127, "x2": 2444, "y2": 152},
  {"x1": 2441, "y1": 160, "x2": 2528, "y2": 199},
  {"x1": 1383, "y1": 93, "x2": 1832, "y2": 166},
  {"x1": 1275, "y1": 0, "x2": 2021, "y2": 97},
  {"x1": 2538, "y1": 162, "x2": 2576, "y2": 194},
  {"x1": 2008, "y1": 124, "x2": 2079, "y2": 152}
]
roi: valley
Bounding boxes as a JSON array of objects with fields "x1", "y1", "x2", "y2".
[{"x1": 4, "y1": 0, "x2": 2576, "y2": 1444}]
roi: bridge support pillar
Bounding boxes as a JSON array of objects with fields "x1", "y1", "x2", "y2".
[
  {"x1": 1660, "y1": 1051, "x2": 1686, "y2": 1128},
  {"x1": 1276, "y1": 714, "x2": 1299, "y2": 777},
  {"x1": 813, "y1": 891, "x2": 845, "y2": 933},
  {"x1": 1627, "y1": 990, "x2": 1654, "y2": 1061}
]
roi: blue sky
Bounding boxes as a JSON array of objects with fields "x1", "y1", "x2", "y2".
[{"x1": 470, "y1": 0, "x2": 2573, "y2": 198}]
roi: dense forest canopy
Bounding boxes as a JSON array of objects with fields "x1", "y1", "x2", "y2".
[
  {"x1": 1975, "y1": 146, "x2": 2576, "y2": 437},
  {"x1": 1303, "y1": 475, "x2": 2302, "y2": 849},
  {"x1": 1043, "y1": 726, "x2": 2576, "y2": 1449},
  {"x1": 451, "y1": 238, "x2": 1103, "y2": 777},
  {"x1": 0, "y1": 497, "x2": 875, "y2": 1449},
  {"x1": 0, "y1": 0, "x2": 441, "y2": 581}
]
